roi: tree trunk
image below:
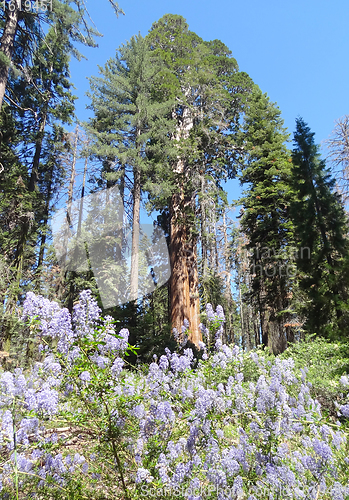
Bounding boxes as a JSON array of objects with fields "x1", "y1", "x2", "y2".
[
  {"x1": 200, "y1": 175, "x2": 208, "y2": 282},
  {"x1": 14, "y1": 108, "x2": 48, "y2": 286},
  {"x1": 187, "y1": 230, "x2": 200, "y2": 345},
  {"x1": 29, "y1": 108, "x2": 48, "y2": 192},
  {"x1": 65, "y1": 126, "x2": 79, "y2": 312},
  {"x1": 0, "y1": 6, "x2": 19, "y2": 111},
  {"x1": 37, "y1": 163, "x2": 55, "y2": 270},
  {"x1": 130, "y1": 164, "x2": 141, "y2": 301},
  {"x1": 77, "y1": 157, "x2": 88, "y2": 238},
  {"x1": 62, "y1": 125, "x2": 78, "y2": 269},
  {"x1": 169, "y1": 105, "x2": 201, "y2": 345},
  {"x1": 170, "y1": 196, "x2": 190, "y2": 335},
  {"x1": 222, "y1": 210, "x2": 234, "y2": 345}
]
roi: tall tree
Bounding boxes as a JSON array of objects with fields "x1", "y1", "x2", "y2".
[
  {"x1": 291, "y1": 117, "x2": 349, "y2": 338},
  {"x1": 238, "y1": 87, "x2": 296, "y2": 354},
  {"x1": 0, "y1": 0, "x2": 123, "y2": 111},
  {"x1": 146, "y1": 14, "x2": 253, "y2": 345},
  {"x1": 86, "y1": 34, "x2": 171, "y2": 307},
  {"x1": 8, "y1": 18, "x2": 76, "y2": 290}
]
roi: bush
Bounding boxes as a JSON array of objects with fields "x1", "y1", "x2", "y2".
[
  {"x1": 279, "y1": 336, "x2": 349, "y2": 418},
  {"x1": 0, "y1": 292, "x2": 349, "y2": 499}
]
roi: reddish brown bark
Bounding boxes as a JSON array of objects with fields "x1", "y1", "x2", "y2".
[
  {"x1": 170, "y1": 194, "x2": 201, "y2": 346},
  {"x1": 169, "y1": 103, "x2": 201, "y2": 346}
]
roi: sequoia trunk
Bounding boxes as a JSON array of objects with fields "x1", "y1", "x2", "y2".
[{"x1": 169, "y1": 104, "x2": 201, "y2": 345}]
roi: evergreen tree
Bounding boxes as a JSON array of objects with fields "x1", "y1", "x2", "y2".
[
  {"x1": 145, "y1": 14, "x2": 253, "y2": 345},
  {"x1": 86, "y1": 34, "x2": 171, "y2": 309},
  {"x1": 238, "y1": 87, "x2": 297, "y2": 354},
  {"x1": 291, "y1": 117, "x2": 349, "y2": 338},
  {"x1": 0, "y1": 18, "x2": 76, "y2": 348},
  {"x1": 0, "y1": 0, "x2": 123, "y2": 111}
]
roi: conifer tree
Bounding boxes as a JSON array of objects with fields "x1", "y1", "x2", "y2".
[
  {"x1": 0, "y1": 0, "x2": 123, "y2": 111},
  {"x1": 291, "y1": 117, "x2": 349, "y2": 338},
  {"x1": 238, "y1": 87, "x2": 296, "y2": 354},
  {"x1": 0, "y1": 18, "x2": 76, "y2": 349},
  {"x1": 146, "y1": 14, "x2": 253, "y2": 345},
  {"x1": 86, "y1": 34, "x2": 171, "y2": 310}
]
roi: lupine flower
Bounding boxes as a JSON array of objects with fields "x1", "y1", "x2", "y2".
[
  {"x1": 79, "y1": 371, "x2": 91, "y2": 383},
  {"x1": 340, "y1": 404, "x2": 349, "y2": 418},
  {"x1": 135, "y1": 467, "x2": 153, "y2": 483}
]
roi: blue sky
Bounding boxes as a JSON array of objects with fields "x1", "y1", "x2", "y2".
[{"x1": 68, "y1": 0, "x2": 349, "y2": 215}]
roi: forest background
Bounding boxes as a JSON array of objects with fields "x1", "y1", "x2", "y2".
[{"x1": 1, "y1": 0, "x2": 349, "y2": 362}]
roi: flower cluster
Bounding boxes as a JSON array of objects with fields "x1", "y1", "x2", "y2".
[
  {"x1": 199, "y1": 303, "x2": 225, "y2": 349},
  {"x1": 0, "y1": 292, "x2": 348, "y2": 499}
]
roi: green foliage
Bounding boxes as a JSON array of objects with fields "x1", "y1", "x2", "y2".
[
  {"x1": 279, "y1": 336, "x2": 349, "y2": 417},
  {"x1": 145, "y1": 14, "x2": 254, "y2": 213},
  {"x1": 291, "y1": 118, "x2": 349, "y2": 338},
  {"x1": 238, "y1": 86, "x2": 297, "y2": 353}
]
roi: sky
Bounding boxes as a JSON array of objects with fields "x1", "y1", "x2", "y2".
[{"x1": 67, "y1": 0, "x2": 349, "y2": 215}]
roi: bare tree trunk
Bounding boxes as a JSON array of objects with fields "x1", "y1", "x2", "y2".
[
  {"x1": 29, "y1": 110, "x2": 48, "y2": 192},
  {"x1": 0, "y1": 5, "x2": 19, "y2": 111},
  {"x1": 37, "y1": 163, "x2": 55, "y2": 270},
  {"x1": 65, "y1": 126, "x2": 79, "y2": 312},
  {"x1": 326, "y1": 115, "x2": 349, "y2": 202},
  {"x1": 77, "y1": 156, "x2": 88, "y2": 238},
  {"x1": 130, "y1": 125, "x2": 142, "y2": 302},
  {"x1": 62, "y1": 125, "x2": 78, "y2": 269},
  {"x1": 130, "y1": 165, "x2": 141, "y2": 301}
]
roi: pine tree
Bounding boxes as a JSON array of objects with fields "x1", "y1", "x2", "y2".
[
  {"x1": 0, "y1": 0, "x2": 123, "y2": 111},
  {"x1": 291, "y1": 117, "x2": 349, "y2": 338},
  {"x1": 5, "y1": 19, "x2": 76, "y2": 288},
  {"x1": 0, "y1": 17, "x2": 77, "y2": 350},
  {"x1": 238, "y1": 87, "x2": 296, "y2": 354},
  {"x1": 86, "y1": 34, "x2": 172, "y2": 315}
]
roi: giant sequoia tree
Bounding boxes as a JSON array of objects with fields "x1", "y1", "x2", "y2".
[{"x1": 145, "y1": 14, "x2": 253, "y2": 345}]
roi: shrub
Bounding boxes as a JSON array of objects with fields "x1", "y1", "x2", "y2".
[{"x1": 0, "y1": 291, "x2": 348, "y2": 499}]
